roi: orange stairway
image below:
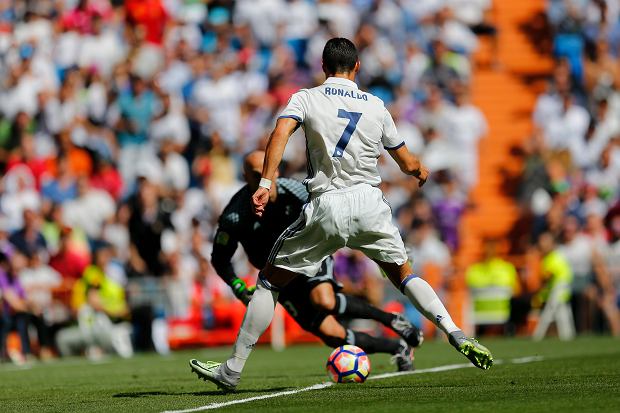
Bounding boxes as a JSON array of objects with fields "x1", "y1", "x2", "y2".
[{"x1": 447, "y1": 0, "x2": 553, "y2": 327}]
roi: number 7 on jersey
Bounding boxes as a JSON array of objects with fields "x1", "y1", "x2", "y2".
[{"x1": 333, "y1": 109, "x2": 362, "y2": 157}]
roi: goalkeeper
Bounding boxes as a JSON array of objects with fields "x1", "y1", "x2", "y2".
[{"x1": 209, "y1": 151, "x2": 422, "y2": 371}]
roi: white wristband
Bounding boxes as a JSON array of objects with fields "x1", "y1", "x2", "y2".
[{"x1": 259, "y1": 178, "x2": 272, "y2": 190}]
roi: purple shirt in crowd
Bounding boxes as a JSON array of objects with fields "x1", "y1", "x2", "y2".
[
  {"x1": 334, "y1": 253, "x2": 370, "y2": 285},
  {"x1": 432, "y1": 198, "x2": 465, "y2": 251},
  {"x1": 0, "y1": 270, "x2": 26, "y2": 314}
]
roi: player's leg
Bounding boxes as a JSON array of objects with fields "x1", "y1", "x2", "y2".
[
  {"x1": 191, "y1": 199, "x2": 345, "y2": 389},
  {"x1": 228, "y1": 264, "x2": 297, "y2": 370},
  {"x1": 375, "y1": 260, "x2": 460, "y2": 335},
  {"x1": 190, "y1": 263, "x2": 296, "y2": 390},
  {"x1": 349, "y1": 186, "x2": 492, "y2": 369},
  {"x1": 375, "y1": 259, "x2": 493, "y2": 370},
  {"x1": 309, "y1": 281, "x2": 423, "y2": 347},
  {"x1": 314, "y1": 315, "x2": 413, "y2": 371},
  {"x1": 309, "y1": 282, "x2": 337, "y2": 312},
  {"x1": 335, "y1": 292, "x2": 423, "y2": 347}
]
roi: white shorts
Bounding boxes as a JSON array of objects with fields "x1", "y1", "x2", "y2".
[{"x1": 268, "y1": 184, "x2": 408, "y2": 277}]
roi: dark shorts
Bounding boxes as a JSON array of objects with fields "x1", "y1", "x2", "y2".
[{"x1": 277, "y1": 258, "x2": 340, "y2": 332}]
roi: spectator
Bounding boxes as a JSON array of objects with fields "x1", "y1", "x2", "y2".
[
  {"x1": 406, "y1": 217, "x2": 451, "y2": 277},
  {"x1": 557, "y1": 215, "x2": 606, "y2": 333},
  {"x1": 450, "y1": 83, "x2": 488, "y2": 188},
  {"x1": 0, "y1": 248, "x2": 30, "y2": 364},
  {"x1": 466, "y1": 238, "x2": 520, "y2": 334},
  {"x1": 541, "y1": 92, "x2": 590, "y2": 165},
  {"x1": 127, "y1": 171, "x2": 173, "y2": 277},
  {"x1": 421, "y1": 38, "x2": 470, "y2": 93},
  {"x1": 41, "y1": 156, "x2": 78, "y2": 204},
  {"x1": 430, "y1": 171, "x2": 467, "y2": 251},
  {"x1": 532, "y1": 232, "x2": 575, "y2": 341},
  {"x1": 9, "y1": 208, "x2": 47, "y2": 258},
  {"x1": 57, "y1": 241, "x2": 132, "y2": 359},
  {"x1": 62, "y1": 176, "x2": 115, "y2": 240},
  {"x1": 18, "y1": 251, "x2": 62, "y2": 360},
  {"x1": 49, "y1": 227, "x2": 89, "y2": 282},
  {"x1": 604, "y1": 212, "x2": 620, "y2": 335}
]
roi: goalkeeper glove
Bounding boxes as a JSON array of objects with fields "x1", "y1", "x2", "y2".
[{"x1": 231, "y1": 278, "x2": 253, "y2": 305}]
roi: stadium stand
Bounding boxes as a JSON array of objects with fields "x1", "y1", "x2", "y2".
[{"x1": 0, "y1": 0, "x2": 618, "y2": 364}]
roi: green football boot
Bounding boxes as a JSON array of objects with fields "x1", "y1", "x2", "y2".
[
  {"x1": 449, "y1": 331, "x2": 493, "y2": 370},
  {"x1": 189, "y1": 359, "x2": 239, "y2": 391}
]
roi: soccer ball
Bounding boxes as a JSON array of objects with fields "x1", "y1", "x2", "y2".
[{"x1": 326, "y1": 345, "x2": 371, "y2": 383}]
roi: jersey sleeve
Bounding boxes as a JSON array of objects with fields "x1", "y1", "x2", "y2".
[
  {"x1": 381, "y1": 107, "x2": 405, "y2": 150},
  {"x1": 211, "y1": 217, "x2": 240, "y2": 285},
  {"x1": 278, "y1": 90, "x2": 308, "y2": 124}
]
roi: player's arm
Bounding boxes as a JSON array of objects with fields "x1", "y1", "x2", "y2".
[
  {"x1": 381, "y1": 106, "x2": 429, "y2": 187},
  {"x1": 211, "y1": 227, "x2": 253, "y2": 305},
  {"x1": 387, "y1": 145, "x2": 429, "y2": 187},
  {"x1": 252, "y1": 117, "x2": 299, "y2": 216}
]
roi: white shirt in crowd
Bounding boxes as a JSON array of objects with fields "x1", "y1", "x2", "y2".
[
  {"x1": 284, "y1": 0, "x2": 318, "y2": 40},
  {"x1": 191, "y1": 73, "x2": 245, "y2": 146},
  {"x1": 234, "y1": 0, "x2": 287, "y2": 46},
  {"x1": 78, "y1": 29, "x2": 127, "y2": 78},
  {"x1": 19, "y1": 265, "x2": 62, "y2": 314},
  {"x1": 62, "y1": 188, "x2": 116, "y2": 239},
  {"x1": 407, "y1": 233, "x2": 451, "y2": 275}
]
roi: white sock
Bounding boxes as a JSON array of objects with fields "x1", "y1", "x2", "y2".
[
  {"x1": 400, "y1": 275, "x2": 460, "y2": 335},
  {"x1": 226, "y1": 280, "x2": 279, "y2": 373}
]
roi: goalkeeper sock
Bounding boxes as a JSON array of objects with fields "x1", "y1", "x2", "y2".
[
  {"x1": 345, "y1": 329, "x2": 401, "y2": 355},
  {"x1": 226, "y1": 277, "x2": 279, "y2": 373},
  {"x1": 400, "y1": 275, "x2": 459, "y2": 335},
  {"x1": 334, "y1": 293, "x2": 395, "y2": 326}
]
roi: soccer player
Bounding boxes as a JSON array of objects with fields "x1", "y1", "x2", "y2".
[
  {"x1": 204, "y1": 150, "x2": 422, "y2": 372},
  {"x1": 190, "y1": 38, "x2": 493, "y2": 391}
]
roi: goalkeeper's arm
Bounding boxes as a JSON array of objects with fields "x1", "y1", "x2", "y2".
[{"x1": 211, "y1": 228, "x2": 254, "y2": 305}]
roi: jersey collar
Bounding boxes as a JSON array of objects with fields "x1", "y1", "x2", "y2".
[{"x1": 324, "y1": 77, "x2": 358, "y2": 89}]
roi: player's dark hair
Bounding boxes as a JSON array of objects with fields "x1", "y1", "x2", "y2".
[{"x1": 322, "y1": 38, "x2": 358, "y2": 75}]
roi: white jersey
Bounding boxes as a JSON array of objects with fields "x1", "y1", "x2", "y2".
[{"x1": 279, "y1": 77, "x2": 404, "y2": 193}]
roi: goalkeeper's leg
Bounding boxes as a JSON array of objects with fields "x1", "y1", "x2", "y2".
[{"x1": 309, "y1": 282, "x2": 423, "y2": 347}]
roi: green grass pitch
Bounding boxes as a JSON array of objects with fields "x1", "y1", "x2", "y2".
[{"x1": 1, "y1": 336, "x2": 619, "y2": 412}]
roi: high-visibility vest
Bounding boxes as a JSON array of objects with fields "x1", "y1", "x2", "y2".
[
  {"x1": 466, "y1": 258, "x2": 518, "y2": 325},
  {"x1": 539, "y1": 251, "x2": 573, "y2": 303},
  {"x1": 72, "y1": 266, "x2": 128, "y2": 318}
]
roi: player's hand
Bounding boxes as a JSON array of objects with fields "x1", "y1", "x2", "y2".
[
  {"x1": 415, "y1": 165, "x2": 429, "y2": 187},
  {"x1": 252, "y1": 186, "x2": 270, "y2": 217},
  {"x1": 231, "y1": 278, "x2": 253, "y2": 305}
]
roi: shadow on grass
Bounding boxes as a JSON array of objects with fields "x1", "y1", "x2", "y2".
[{"x1": 113, "y1": 387, "x2": 290, "y2": 398}]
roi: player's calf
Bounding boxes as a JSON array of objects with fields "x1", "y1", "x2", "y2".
[{"x1": 310, "y1": 283, "x2": 337, "y2": 312}]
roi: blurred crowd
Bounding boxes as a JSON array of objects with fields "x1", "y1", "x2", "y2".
[
  {"x1": 473, "y1": 0, "x2": 620, "y2": 339},
  {"x1": 0, "y1": 0, "x2": 496, "y2": 364}
]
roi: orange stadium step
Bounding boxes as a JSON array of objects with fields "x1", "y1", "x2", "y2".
[{"x1": 449, "y1": 0, "x2": 553, "y2": 331}]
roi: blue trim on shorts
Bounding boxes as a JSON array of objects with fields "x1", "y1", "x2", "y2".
[{"x1": 399, "y1": 274, "x2": 419, "y2": 293}]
